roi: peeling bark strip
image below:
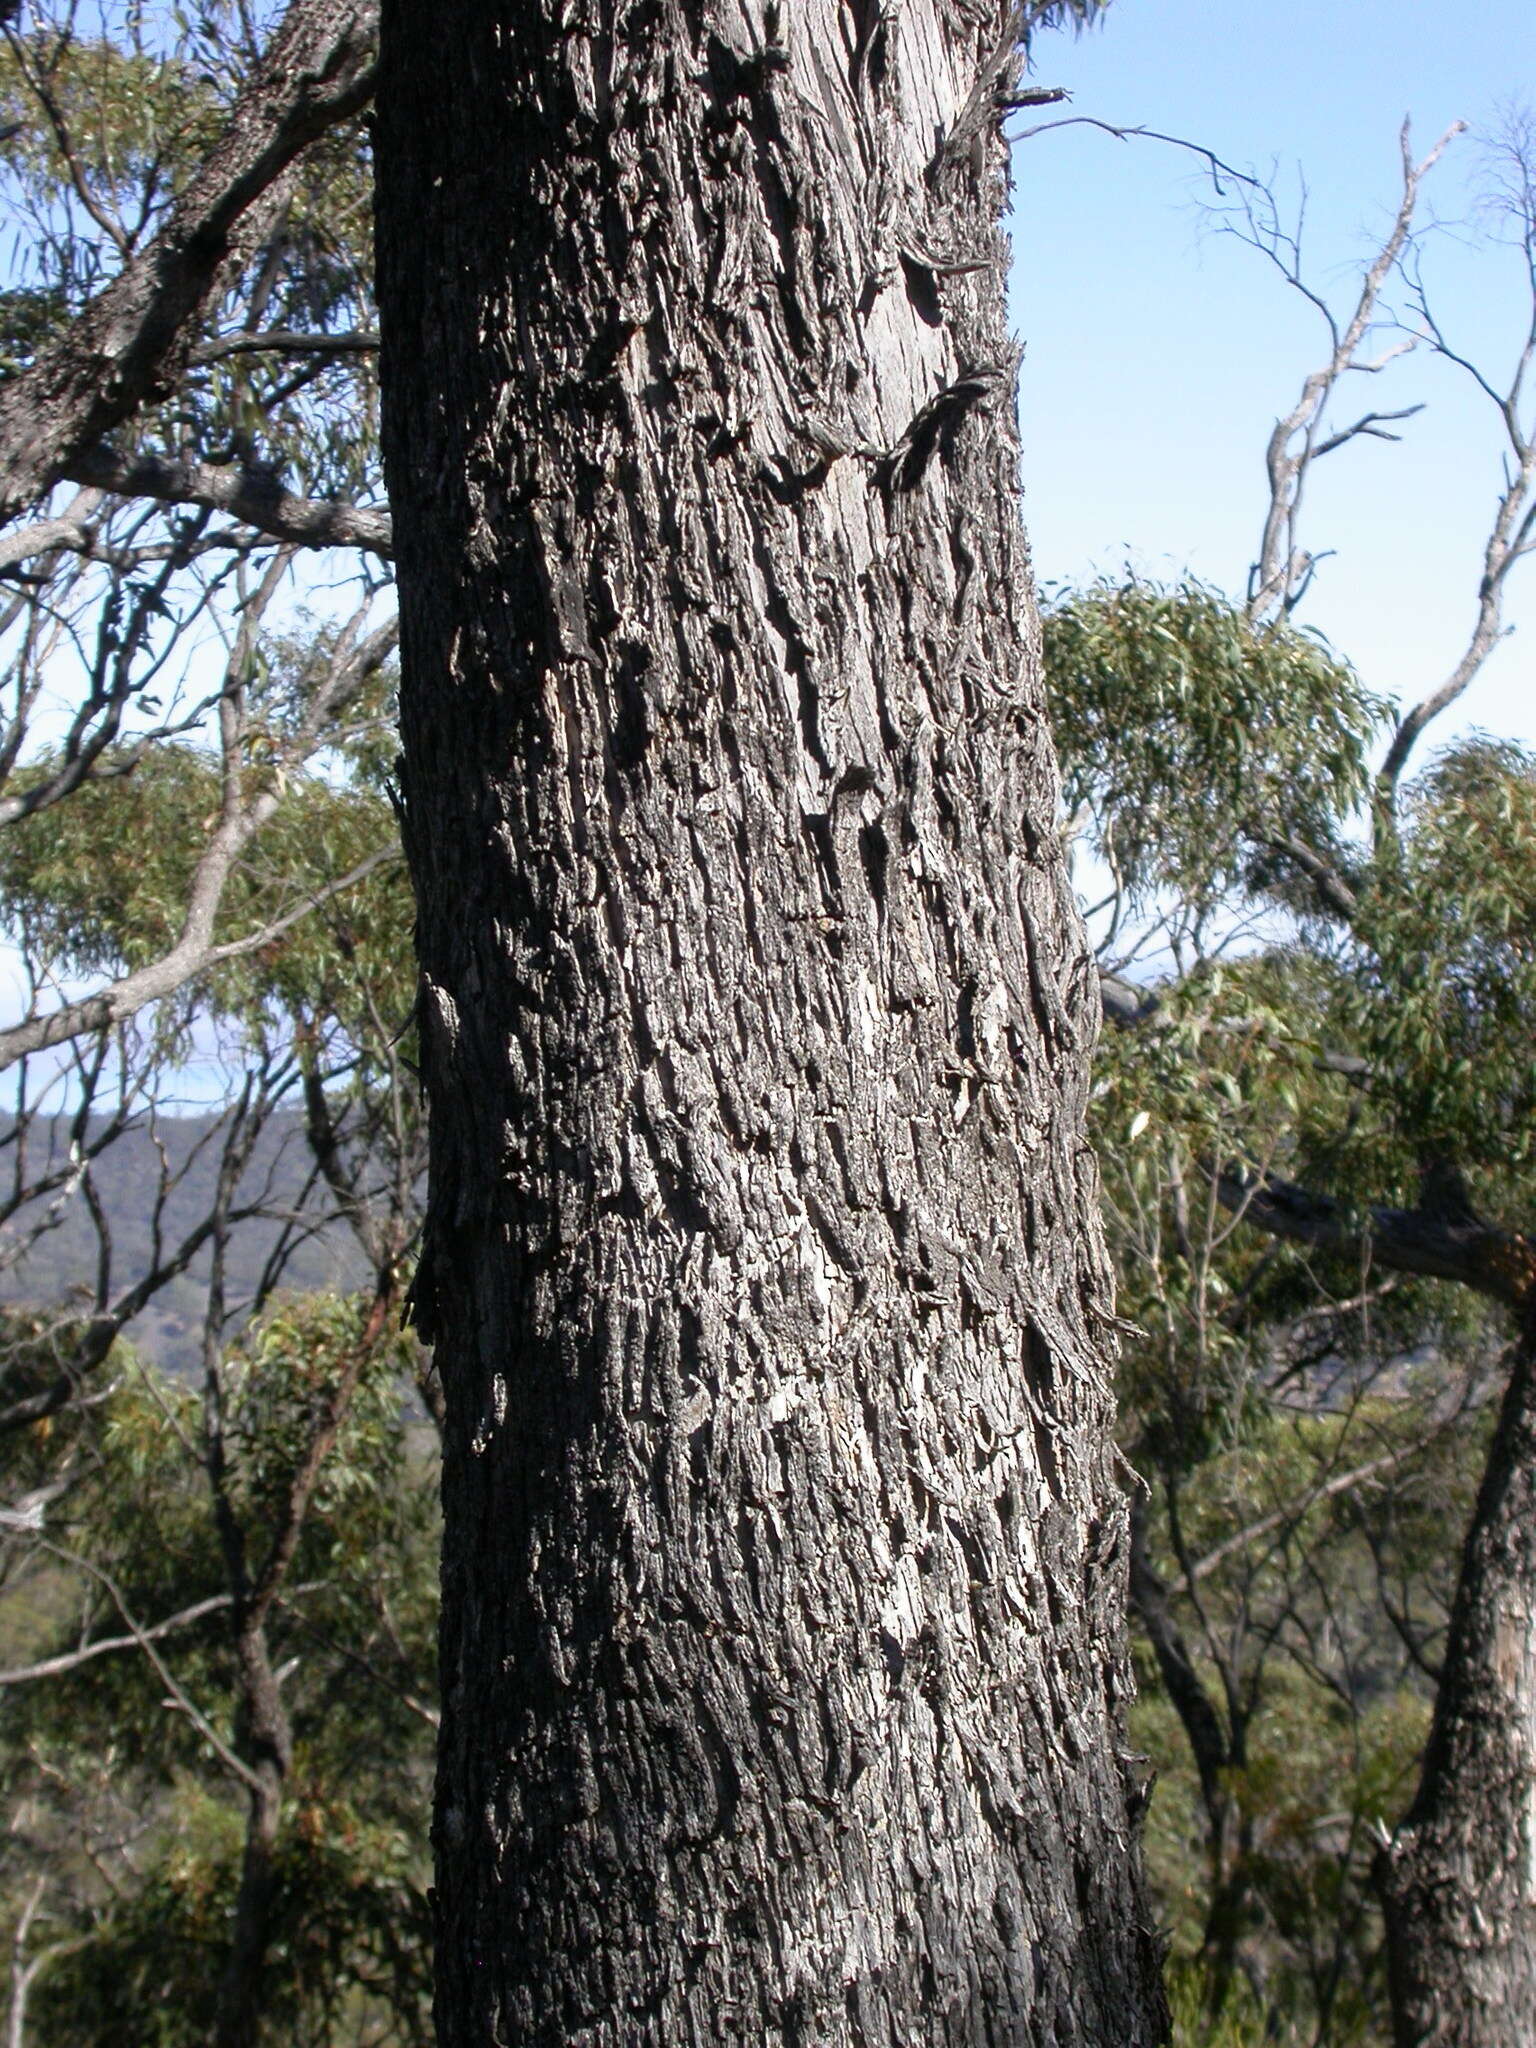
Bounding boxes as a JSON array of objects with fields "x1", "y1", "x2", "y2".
[{"x1": 376, "y1": 4, "x2": 1166, "y2": 2042}]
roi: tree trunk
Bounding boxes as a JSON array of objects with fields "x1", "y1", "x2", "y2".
[
  {"x1": 1127, "y1": 1490, "x2": 1252, "y2": 2016},
  {"x1": 1379, "y1": 1311, "x2": 1536, "y2": 2048},
  {"x1": 215, "y1": 1620, "x2": 292, "y2": 2048},
  {"x1": 374, "y1": 3, "x2": 1166, "y2": 2040}
]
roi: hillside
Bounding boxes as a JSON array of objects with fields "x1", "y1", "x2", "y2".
[{"x1": 0, "y1": 1111, "x2": 369, "y2": 1375}]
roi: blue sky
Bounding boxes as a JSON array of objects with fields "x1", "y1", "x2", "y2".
[{"x1": 1008, "y1": 0, "x2": 1536, "y2": 755}]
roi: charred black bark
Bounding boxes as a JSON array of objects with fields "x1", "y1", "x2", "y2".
[{"x1": 375, "y1": 2, "x2": 1166, "y2": 2040}]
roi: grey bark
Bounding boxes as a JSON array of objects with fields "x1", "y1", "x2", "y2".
[
  {"x1": 1208, "y1": 1156, "x2": 1536, "y2": 2040},
  {"x1": 1214, "y1": 1165, "x2": 1536, "y2": 1312},
  {"x1": 1378, "y1": 1311, "x2": 1536, "y2": 2048},
  {"x1": 59, "y1": 445, "x2": 393, "y2": 558},
  {"x1": 375, "y1": 2, "x2": 1166, "y2": 2041}
]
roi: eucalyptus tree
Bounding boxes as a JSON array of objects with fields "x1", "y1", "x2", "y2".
[
  {"x1": 373, "y1": 1, "x2": 1168, "y2": 2041},
  {"x1": 0, "y1": 0, "x2": 419, "y2": 1496},
  {"x1": 0, "y1": 0, "x2": 395, "y2": 1089},
  {"x1": 0, "y1": 9, "x2": 439, "y2": 2039},
  {"x1": 0, "y1": 1302, "x2": 438, "y2": 2048},
  {"x1": 1046, "y1": 115, "x2": 1536, "y2": 2048}
]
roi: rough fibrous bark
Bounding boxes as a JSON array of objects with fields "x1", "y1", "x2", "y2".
[
  {"x1": 1379, "y1": 1314, "x2": 1536, "y2": 2048},
  {"x1": 376, "y1": 2, "x2": 1166, "y2": 2040}
]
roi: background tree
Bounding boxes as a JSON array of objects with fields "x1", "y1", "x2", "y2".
[
  {"x1": 0, "y1": 1302, "x2": 437, "y2": 2048},
  {"x1": 1043, "y1": 112, "x2": 1536, "y2": 2046},
  {"x1": 0, "y1": 7, "x2": 439, "y2": 2039}
]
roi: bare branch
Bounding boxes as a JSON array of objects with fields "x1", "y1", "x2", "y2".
[
  {"x1": 187, "y1": 327, "x2": 379, "y2": 365},
  {"x1": 1167, "y1": 1437, "x2": 1447, "y2": 1598},
  {"x1": 60, "y1": 445, "x2": 393, "y2": 557},
  {"x1": 0, "y1": 0, "x2": 379, "y2": 527},
  {"x1": 1214, "y1": 1165, "x2": 1536, "y2": 1312},
  {"x1": 34, "y1": 1539, "x2": 263, "y2": 1791},
  {"x1": 0, "y1": 614, "x2": 399, "y2": 1070},
  {"x1": 0, "y1": 501, "x2": 100, "y2": 573},
  {"x1": 1373, "y1": 120, "x2": 1536, "y2": 807},
  {"x1": 1246, "y1": 120, "x2": 1465, "y2": 627},
  {"x1": 0, "y1": 1592, "x2": 237, "y2": 1685},
  {"x1": 1311, "y1": 403, "x2": 1425, "y2": 460},
  {"x1": 1007, "y1": 113, "x2": 1265, "y2": 200}
]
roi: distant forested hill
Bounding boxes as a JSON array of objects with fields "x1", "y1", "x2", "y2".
[{"x1": 0, "y1": 1113, "x2": 368, "y2": 1374}]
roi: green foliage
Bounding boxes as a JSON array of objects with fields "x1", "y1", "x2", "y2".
[
  {"x1": 0, "y1": 740, "x2": 411, "y2": 1048},
  {"x1": 1091, "y1": 953, "x2": 1360, "y2": 1465},
  {"x1": 1044, "y1": 577, "x2": 1386, "y2": 912},
  {"x1": 1357, "y1": 739, "x2": 1536, "y2": 1181},
  {"x1": 1129, "y1": 1390, "x2": 1478, "y2": 2045},
  {"x1": 0, "y1": 31, "x2": 224, "y2": 314},
  {"x1": 0, "y1": 1302, "x2": 437, "y2": 2047},
  {"x1": 0, "y1": 1303, "x2": 102, "y2": 1488},
  {"x1": 0, "y1": 13, "x2": 378, "y2": 490},
  {"x1": 0, "y1": 281, "x2": 67, "y2": 381},
  {"x1": 221, "y1": 1294, "x2": 425, "y2": 1591},
  {"x1": 34, "y1": 1784, "x2": 432, "y2": 2048},
  {"x1": 1087, "y1": 900, "x2": 1504, "y2": 2045}
]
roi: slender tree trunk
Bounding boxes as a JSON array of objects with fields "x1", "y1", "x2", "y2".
[
  {"x1": 1127, "y1": 1492, "x2": 1254, "y2": 2015},
  {"x1": 375, "y1": 3, "x2": 1167, "y2": 2040},
  {"x1": 215, "y1": 1621, "x2": 292, "y2": 2048},
  {"x1": 1379, "y1": 1308, "x2": 1536, "y2": 2048}
]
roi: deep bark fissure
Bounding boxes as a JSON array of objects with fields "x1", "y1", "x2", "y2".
[{"x1": 376, "y1": 3, "x2": 1165, "y2": 2041}]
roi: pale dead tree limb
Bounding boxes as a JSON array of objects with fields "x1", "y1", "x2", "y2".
[
  {"x1": 0, "y1": 494, "x2": 103, "y2": 574},
  {"x1": 3, "y1": 1876, "x2": 85, "y2": 2048},
  {"x1": 0, "y1": 0, "x2": 379, "y2": 528},
  {"x1": 1168, "y1": 1434, "x2": 1455, "y2": 1598},
  {"x1": 0, "y1": 609, "x2": 399, "y2": 1070},
  {"x1": 200, "y1": 847, "x2": 398, "y2": 961},
  {"x1": 1244, "y1": 119, "x2": 1465, "y2": 630},
  {"x1": 0, "y1": 1593, "x2": 238, "y2": 1686},
  {"x1": 0, "y1": 1582, "x2": 325, "y2": 1687},
  {"x1": 4, "y1": 1877, "x2": 47, "y2": 2048},
  {"x1": 59, "y1": 445, "x2": 393, "y2": 558},
  {"x1": 1375, "y1": 128, "x2": 1536, "y2": 818}
]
